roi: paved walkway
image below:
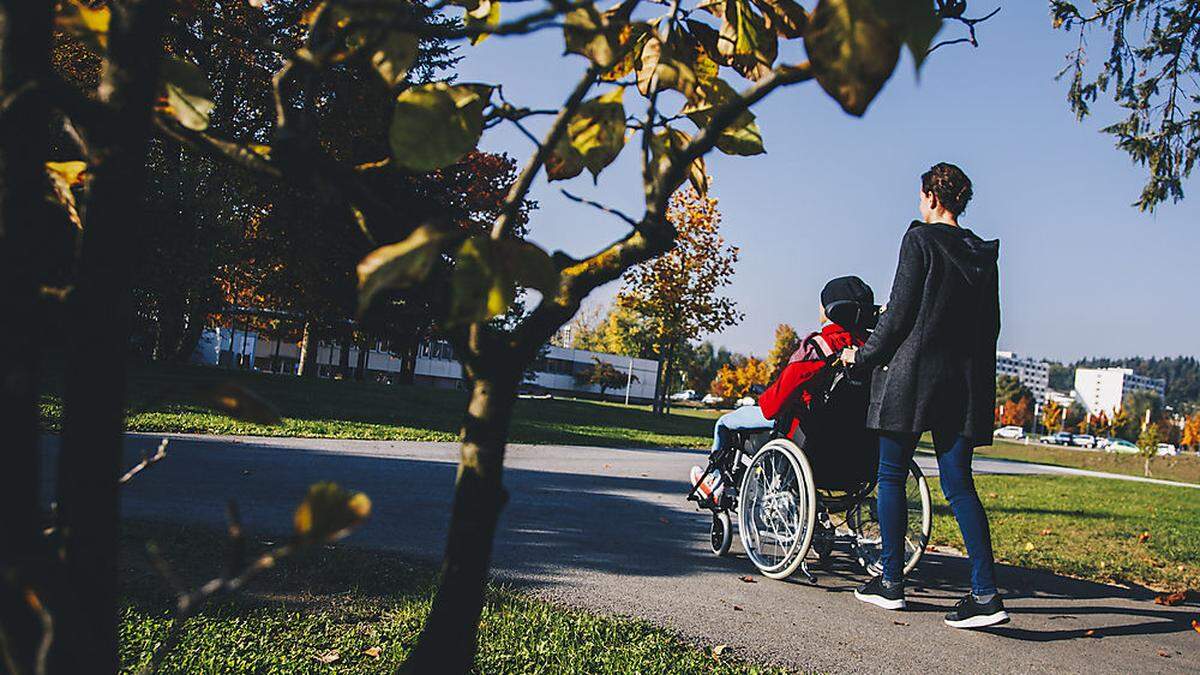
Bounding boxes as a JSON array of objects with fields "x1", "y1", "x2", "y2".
[{"x1": 40, "y1": 434, "x2": 1200, "y2": 673}]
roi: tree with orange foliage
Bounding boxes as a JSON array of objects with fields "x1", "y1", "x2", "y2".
[
  {"x1": 617, "y1": 186, "x2": 741, "y2": 413},
  {"x1": 710, "y1": 357, "x2": 771, "y2": 402},
  {"x1": 1042, "y1": 400, "x2": 1064, "y2": 433},
  {"x1": 1182, "y1": 413, "x2": 1200, "y2": 451}
]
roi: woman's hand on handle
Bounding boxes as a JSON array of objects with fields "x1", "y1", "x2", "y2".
[{"x1": 839, "y1": 346, "x2": 858, "y2": 366}]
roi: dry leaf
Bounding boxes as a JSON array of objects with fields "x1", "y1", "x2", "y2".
[
  {"x1": 738, "y1": 575, "x2": 757, "y2": 583},
  {"x1": 1084, "y1": 629, "x2": 1097, "y2": 638},
  {"x1": 1154, "y1": 591, "x2": 1188, "y2": 606},
  {"x1": 1192, "y1": 618, "x2": 1200, "y2": 633},
  {"x1": 925, "y1": 545, "x2": 937, "y2": 552},
  {"x1": 1138, "y1": 531, "x2": 1151, "y2": 544},
  {"x1": 1039, "y1": 528, "x2": 1053, "y2": 536},
  {"x1": 363, "y1": 646, "x2": 382, "y2": 658},
  {"x1": 893, "y1": 620, "x2": 909, "y2": 626},
  {"x1": 712, "y1": 644, "x2": 730, "y2": 657},
  {"x1": 1024, "y1": 542, "x2": 1035, "y2": 552},
  {"x1": 1158, "y1": 650, "x2": 1171, "y2": 658},
  {"x1": 314, "y1": 649, "x2": 341, "y2": 664},
  {"x1": 987, "y1": 492, "x2": 998, "y2": 499}
]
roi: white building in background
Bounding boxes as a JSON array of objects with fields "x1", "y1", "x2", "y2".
[
  {"x1": 192, "y1": 328, "x2": 660, "y2": 403},
  {"x1": 995, "y1": 351, "x2": 1050, "y2": 401},
  {"x1": 1073, "y1": 367, "x2": 1166, "y2": 416}
]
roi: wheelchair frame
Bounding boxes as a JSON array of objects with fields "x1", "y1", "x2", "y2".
[{"x1": 687, "y1": 427, "x2": 932, "y2": 584}]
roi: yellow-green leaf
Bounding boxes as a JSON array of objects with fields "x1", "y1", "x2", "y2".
[
  {"x1": 45, "y1": 161, "x2": 88, "y2": 229},
  {"x1": 160, "y1": 58, "x2": 215, "y2": 131},
  {"x1": 563, "y1": 0, "x2": 639, "y2": 68},
  {"x1": 56, "y1": 0, "x2": 110, "y2": 51},
  {"x1": 751, "y1": 0, "x2": 808, "y2": 38},
  {"x1": 466, "y1": 0, "x2": 501, "y2": 45},
  {"x1": 546, "y1": 134, "x2": 587, "y2": 182},
  {"x1": 804, "y1": 0, "x2": 901, "y2": 116},
  {"x1": 496, "y1": 239, "x2": 560, "y2": 294},
  {"x1": 635, "y1": 34, "x2": 697, "y2": 99},
  {"x1": 389, "y1": 83, "x2": 491, "y2": 172},
  {"x1": 650, "y1": 127, "x2": 708, "y2": 196},
  {"x1": 567, "y1": 87, "x2": 627, "y2": 180},
  {"x1": 293, "y1": 482, "x2": 372, "y2": 543},
  {"x1": 357, "y1": 224, "x2": 450, "y2": 315},
  {"x1": 682, "y1": 78, "x2": 765, "y2": 156},
  {"x1": 449, "y1": 237, "x2": 510, "y2": 325},
  {"x1": 720, "y1": 0, "x2": 777, "y2": 81},
  {"x1": 201, "y1": 382, "x2": 282, "y2": 425},
  {"x1": 371, "y1": 31, "x2": 419, "y2": 86}
]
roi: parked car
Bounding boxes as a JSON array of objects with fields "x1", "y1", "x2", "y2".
[
  {"x1": 701, "y1": 393, "x2": 725, "y2": 406},
  {"x1": 516, "y1": 384, "x2": 552, "y2": 400},
  {"x1": 1049, "y1": 432, "x2": 1074, "y2": 446},
  {"x1": 1095, "y1": 437, "x2": 1112, "y2": 450},
  {"x1": 1072, "y1": 434, "x2": 1097, "y2": 448},
  {"x1": 1156, "y1": 443, "x2": 1179, "y2": 457},
  {"x1": 1107, "y1": 439, "x2": 1139, "y2": 454},
  {"x1": 669, "y1": 389, "x2": 698, "y2": 402},
  {"x1": 993, "y1": 425, "x2": 1025, "y2": 440}
]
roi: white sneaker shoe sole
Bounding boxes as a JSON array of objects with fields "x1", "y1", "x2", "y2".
[
  {"x1": 944, "y1": 610, "x2": 1010, "y2": 629},
  {"x1": 854, "y1": 589, "x2": 906, "y2": 610}
]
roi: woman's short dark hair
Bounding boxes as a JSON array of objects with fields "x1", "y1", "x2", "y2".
[{"x1": 921, "y1": 162, "x2": 973, "y2": 216}]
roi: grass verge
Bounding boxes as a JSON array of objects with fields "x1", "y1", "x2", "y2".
[
  {"x1": 929, "y1": 474, "x2": 1199, "y2": 591},
  {"x1": 41, "y1": 362, "x2": 717, "y2": 449},
  {"x1": 976, "y1": 440, "x2": 1200, "y2": 485},
  {"x1": 119, "y1": 522, "x2": 773, "y2": 674}
]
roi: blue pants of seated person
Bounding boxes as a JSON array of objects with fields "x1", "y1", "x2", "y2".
[
  {"x1": 878, "y1": 428, "x2": 998, "y2": 596},
  {"x1": 711, "y1": 405, "x2": 772, "y2": 454}
]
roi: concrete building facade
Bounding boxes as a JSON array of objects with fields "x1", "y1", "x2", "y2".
[
  {"x1": 995, "y1": 350, "x2": 1050, "y2": 401},
  {"x1": 194, "y1": 327, "x2": 660, "y2": 403},
  {"x1": 1073, "y1": 367, "x2": 1166, "y2": 416}
]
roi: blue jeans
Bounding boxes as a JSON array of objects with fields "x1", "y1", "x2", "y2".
[
  {"x1": 711, "y1": 405, "x2": 772, "y2": 454},
  {"x1": 877, "y1": 428, "x2": 998, "y2": 596}
]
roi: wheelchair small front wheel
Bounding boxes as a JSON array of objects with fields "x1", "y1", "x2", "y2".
[
  {"x1": 710, "y1": 511, "x2": 732, "y2": 556},
  {"x1": 737, "y1": 439, "x2": 817, "y2": 580}
]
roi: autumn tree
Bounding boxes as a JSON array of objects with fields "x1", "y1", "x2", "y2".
[
  {"x1": 617, "y1": 187, "x2": 741, "y2": 413},
  {"x1": 569, "y1": 302, "x2": 657, "y2": 358},
  {"x1": 1137, "y1": 422, "x2": 1161, "y2": 476},
  {"x1": 1182, "y1": 412, "x2": 1200, "y2": 451},
  {"x1": 574, "y1": 357, "x2": 636, "y2": 398},
  {"x1": 1052, "y1": 1, "x2": 1200, "y2": 210},
  {"x1": 0, "y1": 0, "x2": 996, "y2": 670},
  {"x1": 711, "y1": 356, "x2": 771, "y2": 401},
  {"x1": 766, "y1": 323, "x2": 801, "y2": 379},
  {"x1": 1042, "y1": 400, "x2": 1065, "y2": 433}
]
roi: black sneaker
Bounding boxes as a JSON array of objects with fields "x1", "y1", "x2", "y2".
[
  {"x1": 944, "y1": 594, "x2": 1010, "y2": 629},
  {"x1": 854, "y1": 576, "x2": 906, "y2": 610}
]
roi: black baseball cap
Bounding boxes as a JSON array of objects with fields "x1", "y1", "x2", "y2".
[{"x1": 821, "y1": 276, "x2": 876, "y2": 329}]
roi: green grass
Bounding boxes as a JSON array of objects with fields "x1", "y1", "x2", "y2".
[
  {"x1": 40, "y1": 362, "x2": 718, "y2": 449},
  {"x1": 119, "y1": 523, "x2": 777, "y2": 674},
  {"x1": 975, "y1": 439, "x2": 1200, "y2": 485},
  {"x1": 929, "y1": 474, "x2": 1200, "y2": 591}
]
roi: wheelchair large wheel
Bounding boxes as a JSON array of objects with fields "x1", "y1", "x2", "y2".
[
  {"x1": 737, "y1": 439, "x2": 817, "y2": 580},
  {"x1": 710, "y1": 511, "x2": 733, "y2": 556},
  {"x1": 848, "y1": 459, "x2": 932, "y2": 576}
]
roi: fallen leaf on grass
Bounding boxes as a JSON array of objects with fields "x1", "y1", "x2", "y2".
[
  {"x1": 986, "y1": 492, "x2": 998, "y2": 499},
  {"x1": 363, "y1": 646, "x2": 382, "y2": 658},
  {"x1": 1024, "y1": 542, "x2": 1035, "y2": 552},
  {"x1": 739, "y1": 575, "x2": 757, "y2": 583},
  {"x1": 314, "y1": 649, "x2": 341, "y2": 664},
  {"x1": 1039, "y1": 528, "x2": 1053, "y2": 536},
  {"x1": 1138, "y1": 531, "x2": 1151, "y2": 544},
  {"x1": 712, "y1": 644, "x2": 730, "y2": 658},
  {"x1": 1154, "y1": 591, "x2": 1188, "y2": 606}
]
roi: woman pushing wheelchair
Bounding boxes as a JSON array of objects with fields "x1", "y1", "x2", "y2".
[{"x1": 689, "y1": 162, "x2": 1006, "y2": 630}]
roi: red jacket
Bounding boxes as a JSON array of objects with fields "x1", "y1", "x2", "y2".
[{"x1": 758, "y1": 323, "x2": 865, "y2": 437}]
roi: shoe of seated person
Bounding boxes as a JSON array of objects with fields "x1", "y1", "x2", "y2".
[
  {"x1": 854, "y1": 575, "x2": 906, "y2": 610},
  {"x1": 944, "y1": 593, "x2": 1010, "y2": 629}
]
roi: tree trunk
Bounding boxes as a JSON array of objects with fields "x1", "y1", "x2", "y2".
[
  {"x1": 170, "y1": 303, "x2": 206, "y2": 363},
  {"x1": 298, "y1": 321, "x2": 318, "y2": 377},
  {"x1": 355, "y1": 334, "x2": 369, "y2": 381},
  {"x1": 272, "y1": 335, "x2": 283, "y2": 373},
  {"x1": 0, "y1": 0, "x2": 52, "y2": 667},
  {"x1": 338, "y1": 338, "x2": 351, "y2": 378},
  {"x1": 55, "y1": 1, "x2": 165, "y2": 669},
  {"x1": 405, "y1": 372, "x2": 518, "y2": 673},
  {"x1": 651, "y1": 351, "x2": 666, "y2": 414},
  {"x1": 1144, "y1": 456, "x2": 1152, "y2": 478}
]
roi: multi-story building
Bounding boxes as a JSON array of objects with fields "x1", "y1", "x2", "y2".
[
  {"x1": 1073, "y1": 367, "x2": 1166, "y2": 416},
  {"x1": 193, "y1": 327, "x2": 661, "y2": 403},
  {"x1": 995, "y1": 351, "x2": 1050, "y2": 401}
]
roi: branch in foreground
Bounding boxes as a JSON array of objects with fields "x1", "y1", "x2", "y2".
[
  {"x1": 560, "y1": 189, "x2": 641, "y2": 228},
  {"x1": 118, "y1": 438, "x2": 169, "y2": 486},
  {"x1": 928, "y1": 6, "x2": 1001, "y2": 54}
]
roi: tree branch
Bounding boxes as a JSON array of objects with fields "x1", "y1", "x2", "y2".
[{"x1": 118, "y1": 439, "x2": 169, "y2": 486}]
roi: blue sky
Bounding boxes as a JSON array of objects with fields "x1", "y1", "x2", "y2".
[{"x1": 454, "y1": 3, "x2": 1198, "y2": 363}]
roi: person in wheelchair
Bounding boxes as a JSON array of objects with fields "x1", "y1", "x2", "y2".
[{"x1": 692, "y1": 276, "x2": 877, "y2": 500}]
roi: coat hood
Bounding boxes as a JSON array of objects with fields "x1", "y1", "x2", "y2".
[{"x1": 909, "y1": 220, "x2": 999, "y2": 285}]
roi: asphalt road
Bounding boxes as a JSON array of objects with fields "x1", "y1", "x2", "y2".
[{"x1": 40, "y1": 434, "x2": 1200, "y2": 673}]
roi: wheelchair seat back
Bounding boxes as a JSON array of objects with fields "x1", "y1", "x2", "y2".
[{"x1": 790, "y1": 367, "x2": 879, "y2": 492}]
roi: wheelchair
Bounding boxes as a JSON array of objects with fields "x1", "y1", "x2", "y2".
[{"x1": 686, "y1": 366, "x2": 933, "y2": 583}]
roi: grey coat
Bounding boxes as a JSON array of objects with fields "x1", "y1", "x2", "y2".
[{"x1": 857, "y1": 221, "x2": 1000, "y2": 445}]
